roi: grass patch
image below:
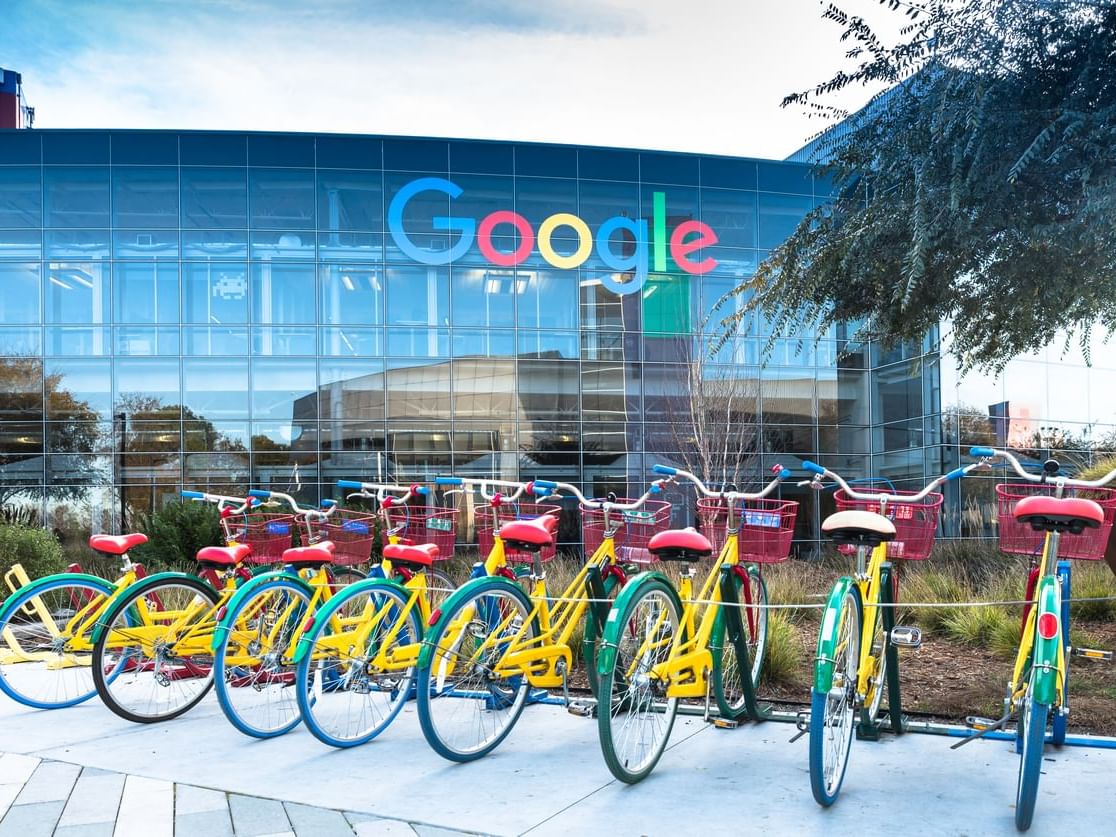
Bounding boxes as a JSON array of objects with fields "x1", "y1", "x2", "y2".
[
  {"x1": 942, "y1": 604, "x2": 1014, "y2": 648},
  {"x1": 761, "y1": 612, "x2": 805, "y2": 686},
  {"x1": 1070, "y1": 561, "x2": 1116, "y2": 621}
]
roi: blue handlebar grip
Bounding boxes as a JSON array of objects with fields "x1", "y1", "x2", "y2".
[
  {"x1": 802, "y1": 460, "x2": 826, "y2": 476},
  {"x1": 650, "y1": 483, "x2": 662, "y2": 493},
  {"x1": 415, "y1": 486, "x2": 429, "y2": 496},
  {"x1": 436, "y1": 476, "x2": 463, "y2": 486},
  {"x1": 248, "y1": 489, "x2": 272, "y2": 499},
  {"x1": 969, "y1": 446, "x2": 996, "y2": 458},
  {"x1": 652, "y1": 464, "x2": 678, "y2": 476},
  {"x1": 321, "y1": 499, "x2": 337, "y2": 507},
  {"x1": 777, "y1": 467, "x2": 791, "y2": 480},
  {"x1": 533, "y1": 479, "x2": 558, "y2": 489},
  {"x1": 945, "y1": 466, "x2": 968, "y2": 481},
  {"x1": 180, "y1": 490, "x2": 204, "y2": 499},
  {"x1": 531, "y1": 483, "x2": 552, "y2": 496},
  {"x1": 336, "y1": 480, "x2": 364, "y2": 489}
]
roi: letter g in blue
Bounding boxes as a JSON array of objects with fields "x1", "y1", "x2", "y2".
[{"x1": 387, "y1": 177, "x2": 475, "y2": 265}]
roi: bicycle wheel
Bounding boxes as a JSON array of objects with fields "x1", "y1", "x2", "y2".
[
  {"x1": 426, "y1": 565, "x2": 456, "y2": 612},
  {"x1": 1051, "y1": 562, "x2": 1070, "y2": 746},
  {"x1": 1015, "y1": 688, "x2": 1049, "y2": 831},
  {"x1": 213, "y1": 578, "x2": 312, "y2": 738},
  {"x1": 297, "y1": 580, "x2": 421, "y2": 748},
  {"x1": 0, "y1": 576, "x2": 116, "y2": 709},
  {"x1": 92, "y1": 577, "x2": 220, "y2": 723},
  {"x1": 582, "y1": 572, "x2": 621, "y2": 697},
  {"x1": 809, "y1": 585, "x2": 862, "y2": 807},
  {"x1": 863, "y1": 599, "x2": 887, "y2": 724},
  {"x1": 415, "y1": 578, "x2": 535, "y2": 762},
  {"x1": 597, "y1": 576, "x2": 681, "y2": 784},
  {"x1": 712, "y1": 565, "x2": 769, "y2": 720},
  {"x1": 328, "y1": 566, "x2": 366, "y2": 592}
]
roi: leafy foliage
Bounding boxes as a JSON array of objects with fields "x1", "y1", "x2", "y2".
[
  {"x1": 129, "y1": 500, "x2": 225, "y2": 571},
  {"x1": 0, "y1": 525, "x2": 67, "y2": 580},
  {"x1": 725, "y1": 0, "x2": 1116, "y2": 371}
]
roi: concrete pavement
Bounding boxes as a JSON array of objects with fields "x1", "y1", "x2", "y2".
[{"x1": 2, "y1": 688, "x2": 1114, "y2": 836}]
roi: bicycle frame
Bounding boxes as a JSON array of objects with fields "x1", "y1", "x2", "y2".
[{"x1": 1008, "y1": 524, "x2": 1067, "y2": 710}]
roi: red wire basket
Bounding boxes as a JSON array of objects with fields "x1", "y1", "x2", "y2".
[
  {"x1": 696, "y1": 497, "x2": 799, "y2": 564},
  {"x1": 580, "y1": 499, "x2": 672, "y2": 565},
  {"x1": 477, "y1": 502, "x2": 562, "y2": 562},
  {"x1": 833, "y1": 488, "x2": 943, "y2": 560},
  {"x1": 222, "y1": 512, "x2": 296, "y2": 565},
  {"x1": 380, "y1": 505, "x2": 459, "y2": 561},
  {"x1": 995, "y1": 484, "x2": 1116, "y2": 560},
  {"x1": 317, "y1": 508, "x2": 379, "y2": 567}
]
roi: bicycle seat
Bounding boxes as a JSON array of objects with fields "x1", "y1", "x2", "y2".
[
  {"x1": 196, "y1": 544, "x2": 252, "y2": 567},
  {"x1": 822, "y1": 511, "x2": 896, "y2": 548},
  {"x1": 499, "y1": 516, "x2": 557, "y2": 553},
  {"x1": 282, "y1": 542, "x2": 335, "y2": 567},
  {"x1": 1013, "y1": 496, "x2": 1104, "y2": 534},
  {"x1": 88, "y1": 533, "x2": 149, "y2": 555},
  {"x1": 383, "y1": 542, "x2": 439, "y2": 568},
  {"x1": 648, "y1": 528, "x2": 713, "y2": 562}
]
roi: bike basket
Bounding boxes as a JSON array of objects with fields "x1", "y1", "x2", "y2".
[
  {"x1": 696, "y1": 497, "x2": 799, "y2": 564},
  {"x1": 380, "y1": 505, "x2": 459, "y2": 560},
  {"x1": 477, "y1": 502, "x2": 562, "y2": 563},
  {"x1": 580, "y1": 499, "x2": 672, "y2": 565},
  {"x1": 319, "y1": 508, "x2": 379, "y2": 566},
  {"x1": 833, "y1": 488, "x2": 943, "y2": 561},
  {"x1": 995, "y1": 484, "x2": 1116, "y2": 560},
  {"x1": 222, "y1": 512, "x2": 296, "y2": 565}
]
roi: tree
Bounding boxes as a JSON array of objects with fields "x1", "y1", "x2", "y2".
[{"x1": 724, "y1": 0, "x2": 1116, "y2": 372}]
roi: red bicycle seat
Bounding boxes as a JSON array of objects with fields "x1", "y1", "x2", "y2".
[
  {"x1": 1013, "y1": 496, "x2": 1104, "y2": 534},
  {"x1": 196, "y1": 544, "x2": 251, "y2": 566},
  {"x1": 648, "y1": 528, "x2": 713, "y2": 561},
  {"x1": 383, "y1": 543, "x2": 439, "y2": 567},
  {"x1": 88, "y1": 533, "x2": 149, "y2": 555},
  {"x1": 282, "y1": 545, "x2": 334, "y2": 565},
  {"x1": 499, "y1": 516, "x2": 557, "y2": 548}
]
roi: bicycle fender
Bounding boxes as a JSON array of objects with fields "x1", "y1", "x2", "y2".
[
  {"x1": 416, "y1": 576, "x2": 528, "y2": 669},
  {"x1": 814, "y1": 577, "x2": 855, "y2": 693},
  {"x1": 0, "y1": 572, "x2": 116, "y2": 621},
  {"x1": 210, "y1": 570, "x2": 313, "y2": 651},
  {"x1": 292, "y1": 577, "x2": 411, "y2": 665},
  {"x1": 1032, "y1": 575, "x2": 1062, "y2": 705},
  {"x1": 88, "y1": 571, "x2": 211, "y2": 644},
  {"x1": 597, "y1": 571, "x2": 683, "y2": 678}
]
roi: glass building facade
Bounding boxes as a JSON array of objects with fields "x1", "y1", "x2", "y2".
[{"x1": 0, "y1": 129, "x2": 939, "y2": 552}]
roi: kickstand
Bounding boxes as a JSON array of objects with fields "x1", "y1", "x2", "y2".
[{"x1": 950, "y1": 711, "x2": 1014, "y2": 750}]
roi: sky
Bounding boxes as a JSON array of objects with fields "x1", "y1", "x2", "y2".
[{"x1": 0, "y1": 0, "x2": 898, "y2": 160}]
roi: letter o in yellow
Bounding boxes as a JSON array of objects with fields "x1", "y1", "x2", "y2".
[{"x1": 537, "y1": 213, "x2": 593, "y2": 269}]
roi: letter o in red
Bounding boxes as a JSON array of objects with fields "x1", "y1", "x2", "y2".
[{"x1": 478, "y1": 211, "x2": 534, "y2": 267}]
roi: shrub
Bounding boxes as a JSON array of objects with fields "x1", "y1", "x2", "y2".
[
  {"x1": 761, "y1": 612, "x2": 805, "y2": 686},
  {"x1": 0, "y1": 524, "x2": 67, "y2": 582},
  {"x1": 129, "y1": 501, "x2": 224, "y2": 571},
  {"x1": 1069, "y1": 561, "x2": 1116, "y2": 622},
  {"x1": 901, "y1": 568, "x2": 969, "y2": 631},
  {"x1": 942, "y1": 604, "x2": 1014, "y2": 648}
]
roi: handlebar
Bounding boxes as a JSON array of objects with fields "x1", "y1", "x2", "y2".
[
  {"x1": 800, "y1": 459, "x2": 975, "y2": 503},
  {"x1": 968, "y1": 446, "x2": 1116, "y2": 489},
  {"x1": 333, "y1": 480, "x2": 427, "y2": 506},
  {"x1": 180, "y1": 490, "x2": 258, "y2": 515},
  {"x1": 651, "y1": 464, "x2": 790, "y2": 501},
  {"x1": 531, "y1": 478, "x2": 666, "y2": 511},
  {"x1": 433, "y1": 476, "x2": 543, "y2": 503}
]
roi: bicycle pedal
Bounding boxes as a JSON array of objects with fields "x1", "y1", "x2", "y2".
[
  {"x1": 789, "y1": 712, "x2": 810, "y2": 742},
  {"x1": 1071, "y1": 647, "x2": 1113, "y2": 661},
  {"x1": 566, "y1": 701, "x2": 596, "y2": 718},
  {"x1": 966, "y1": 715, "x2": 997, "y2": 730},
  {"x1": 710, "y1": 717, "x2": 739, "y2": 730},
  {"x1": 889, "y1": 625, "x2": 922, "y2": 648}
]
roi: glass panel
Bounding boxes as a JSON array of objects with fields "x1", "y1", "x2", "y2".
[
  {"x1": 516, "y1": 330, "x2": 578, "y2": 358},
  {"x1": 115, "y1": 358, "x2": 181, "y2": 417},
  {"x1": 579, "y1": 149, "x2": 638, "y2": 181},
  {"x1": 579, "y1": 180, "x2": 639, "y2": 228},
  {"x1": 112, "y1": 166, "x2": 178, "y2": 227},
  {"x1": 247, "y1": 134, "x2": 314, "y2": 167},
  {"x1": 319, "y1": 359, "x2": 386, "y2": 420},
  {"x1": 180, "y1": 167, "x2": 247, "y2": 229},
  {"x1": 0, "y1": 229, "x2": 41, "y2": 260},
  {"x1": 450, "y1": 141, "x2": 513, "y2": 175},
  {"x1": 114, "y1": 326, "x2": 180, "y2": 356},
  {"x1": 451, "y1": 329, "x2": 515, "y2": 357},
  {"x1": 43, "y1": 167, "x2": 110, "y2": 228},
  {"x1": 385, "y1": 362, "x2": 451, "y2": 419},
  {"x1": 758, "y1": 193, "x2": 812, "y2": 249},
  {"x1": 44, "y1": 327, "x2": 111, "y2": 356},
  {"x1": 451, "y1": 266, "x2": 516, "y2": 327},
  {"x1": 317, "y1": 231, "x2": 381, "y2": 261},
  {"x1": 113, "y1": 262, "x2": 179, "y2": 323},
  {"x1": 0, "y1": 327, "x2": 40, "y2": 355},
  {"x1": 48, "y1": 454, "x2": 112, "y2": 486},
  {"x1": 315, "y1": 135, "x2": 381, "y2": 169},
  {"x1": 518, "y1": 359, "x2": 578, "y2": 421},
  {"x1": 251, "y1": 326, "x2": 316, "y2": 355},
  {"x1": 384, "y1": 139, "x2": 447, "y2": 171},
  {"x1": 44, "y1": 229, "x2": 111, "y2": 259},
  {"x1": 251, "y1": 357, "x2": 317, "y2": 420},
  {"x1": 183, "y1": 262, "x2": 248, "y2": 324},
  {"x1": 700, "y1": 157, "x2": 757, "y2": 190},
  {"x1": 182, "y1": 326, "x2": 248, "y2": 355},
  {"x1": 515, "y1": 177, "x2": 576, "y2": 229},
  {"x1": 0, "y1": 262, "x2": 40, "y2": 323},
  {"x1": 320, "y1": 327, "x2": 383, "y2": 356},
  {"x1": 180, "y1": 133, "x2": 246, "y2": 166},
  {"x1": 317, "y1": 169, "x2": 383, "y2": 232},
  {"x1": 183, "y1": 357, "x2": 249, "y2": 419},
  {"x1": 319, "y1": 263, "x2": 383, "y2": 325},
  {"x1": 386, "y1": 327, "x2": 449, "y2": 357},
  {"x1": 515, "y1": 144, "x2": 576, "y2": 178},
  {"x1": 111, "y1": 132, "x2": 177, "y2": 165},
  {"x1": 45, "y1": 262, "x2": 110, "y2": 324},
  {"x1": 43, "y1": 133, "x2": 108, "y2": 164},
  {"x1": 0, "y1": 167, "x2": 42, "y2": 227},
  {"x1": 0, "y1": 132, "x2": 40, "y2": 164},
  {"x1": 641, "y1": 152, "x2": 699, "y2": 186},
  {"x1": 45, "y1": 358, "x2": 111, "y2": 419},
  {"x1": 181, "y1": 229, "x2": 248, "y2": 259},
  {"x1": 758, "y1": 162, "x2": 813, "y2": 195},
  {"x1": 251, "y1": 262, "x2": 315, "y2": 323},
  {"x1": 249, "y1": 230, "x2": 314, "y2": 260},
  {"x1": 320, "y1": 421, "x2": 385, "y2": 452},
  {"x1": 386, "y1": 265, "x2": 448, "y2": 326},
  {"x1": 248, "y1": 168, "x2": 314, "y2": 229},
  {"x1": 0, "y1": 357, "x2": 43, "y2": 421},
  {"x1": 701, "y1": 189, "x2": 757, "y2": 249},
  {"x1": 112, "y1": 229, "x2": 180, "y2": 260},
  {"x1": 184, "y1": 419, "x2": 249, "y2": 451},
  {"x1": 453, "y1": 358, "x2": 515, "y2": 417}
]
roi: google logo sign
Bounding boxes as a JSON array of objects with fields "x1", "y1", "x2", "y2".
[{"x1": 387, "y1": 177, "x2": 719, "y2": 296}]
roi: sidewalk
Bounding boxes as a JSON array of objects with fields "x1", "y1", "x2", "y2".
[{"x1": 3, "y1": 688, "x2": 1114, "y2": 836}]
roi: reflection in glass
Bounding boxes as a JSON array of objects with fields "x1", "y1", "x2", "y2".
[{"x1": 183, "y1": 262, "x2": 248, "y2": 324}]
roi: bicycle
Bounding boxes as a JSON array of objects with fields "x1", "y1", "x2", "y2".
[
  {"x1": 292, "y1": 477, "x2": 546, "y2": 748},
  {"x1": 413, "y1": 478, "x2": 671, "y2": 762},
  {"x1": 959, "y1": 447, "x2": 1116, "y2": 831},
  {"x1": 0, "y1": 493, "x2": 261, "y2": 711},
  {"x1": 800, "y1": 459, "x2": 980, "y2": 806},
  {"x1": 210, "y1": 483, "x2": 453, "y2": 738},
  {"x1": 594, "y1": 465, "x2": 795, "y2": 783}
]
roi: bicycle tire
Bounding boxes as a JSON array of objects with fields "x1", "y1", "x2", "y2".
[
  {"x1": 1015, "y1": 691, "x2": 1049, "y2": 831},
  {"x1": 213, "y1": 577, "x2": 312, "y2": 738},
  {"x1": 597, "y1": 575, "x2": 681, "y2": 784},
  {"x1": 809, "y1": 584, "x2": 862, "y2": 807},
  {"x1": 1051, "y1": 562, "x2": 1070, "y2": 746},
  {"x1": 582, "y1": 572, "x2": 620, "y2": 697},
  {"x1": 296, "y1": 579, "x2": 421, "y2": 748},
  {"x1": 0, "y1": 576, "x2": 117, "y2": 709},
  {"x1": 712, "y1": 565, "x2": 768, "y2": 720},
  {"x1": 415, "y1": 577, "x2": 536, "y2": 762},
  {"x1": 863, "y1": 598, "x2": 887, "y2": 725},
  {"x1": 426, "y1": 565, "x2": 456, "y2": 612},
  {"x1": 92, "y1": 576, "x2": 220, "y2": 723}
]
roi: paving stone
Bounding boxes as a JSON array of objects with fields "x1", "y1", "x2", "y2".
[
  {"x1": 55, "y1": 823, "x2": 114, "y2": 837},
  {"x1": 113, "y1": 775, "x2": 173, "y2": 837},
  {"x1": 351, "y1": 819, "x2": 418, "y2": 836},
  {"x1": 0, "y1": 800, "x2": 65, "y2": 837},
  {"x1": 0, "y1": 755, "x2": 39, "y2": 786},
  {"x1": 15, "y1": 760, "x2": 80, "y2": 804},
  {"x1": 0, "y1": 786, "x2": 18, "y2": 822},
  {"x1": 228, "y1": 793, "x2": 292, "y2": 836},
  {"x1": 175, "y1": 783, "x2": 227, "y2": 815},
  {"x1": 344, "y1": 811, "x2": 382, "y2": 826},
  {"x1": 284, "y1": 801, "x2": 355, "y2": 836},
  {"x1": 412, "y1": 825, "x2": 482, "y2": 837},
  {"x1": 56, "y1": 769, "x2": 125, "y2": 827},
  {"x1": 175, "y1": 808, "x2": 235, "y2": 837}
]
